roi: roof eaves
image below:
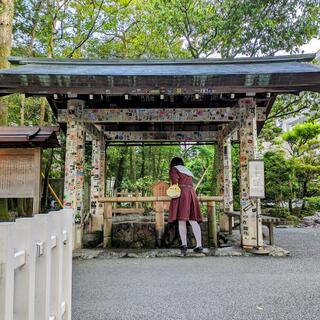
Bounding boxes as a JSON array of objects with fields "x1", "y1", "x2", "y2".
[{"x1": 8, "y1": 53, "x2": 317, "y2": 66}]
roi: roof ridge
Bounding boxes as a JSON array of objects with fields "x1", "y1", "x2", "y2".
[{"x1": 8, "y1": 53, "x2": 316, "y2": 66}]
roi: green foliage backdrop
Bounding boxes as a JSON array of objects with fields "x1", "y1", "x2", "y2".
[{"x1": 1, "y1": 0, "x2": 320, "y2": 218}]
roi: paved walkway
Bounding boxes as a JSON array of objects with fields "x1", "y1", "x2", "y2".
[{"x1": 72, "y1": 228, "x2": 320, "y2": 320}]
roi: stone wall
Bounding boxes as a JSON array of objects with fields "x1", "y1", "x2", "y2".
[{"x1": 111, "y1": 215, "x2": 209, "y2": 249}]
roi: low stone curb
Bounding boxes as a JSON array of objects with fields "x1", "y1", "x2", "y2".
[{"x1": 73, "y1": 245, "x2": 290, "y2": 260}]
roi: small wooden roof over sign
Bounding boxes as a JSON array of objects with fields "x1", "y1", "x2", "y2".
[{"x1": 0, "y1": 126, "x2": 60, "y2": 148}]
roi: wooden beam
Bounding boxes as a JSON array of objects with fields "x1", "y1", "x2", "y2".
[
  {"x1": 85, "y1": 123, "x2": 102, "y2": 140},
  {"x1": 99, "y1": 195, "x2": 223, "y2": 203},
  {"x1": 104, "y1": 131, "x2": 239, "y2": 142},
  {"x1": 106, "y1": 142, "x2": 218, "y2": 147},
  {"x1": 58, "y1": 107, "x2": 267, "y2": 123}
]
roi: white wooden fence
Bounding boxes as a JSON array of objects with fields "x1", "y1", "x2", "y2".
[{"x1": 0, "y1": 209, "x2": 73, "y2": 320}]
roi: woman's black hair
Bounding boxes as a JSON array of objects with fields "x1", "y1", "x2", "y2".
[{"x1": 170, "y1": 157, "x2": 184, "y2": 168}]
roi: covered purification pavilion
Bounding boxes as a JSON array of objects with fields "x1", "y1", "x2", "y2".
[{"x1": 0, "y1": 53, "x2": 319, "y2": 249}]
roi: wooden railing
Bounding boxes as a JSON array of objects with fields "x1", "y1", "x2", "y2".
[{"x1": 99, "y1": 196, "x2": 223, "y2": 248}]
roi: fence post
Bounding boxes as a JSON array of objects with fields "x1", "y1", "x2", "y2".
[
  {"x1": 61, "y1": 209, "x2": 73, "y2": 320},
  {"x1": 0, "y1": 223, "x2": 14, "y2": 320},
  {"x1": 34, "y1": 213, "x2": 52, "y2": 320},
  {"x1": 103, "y1": 203, "x2": 113, "y2": 248},
  {"x1": 48, "y1": 211, "x2": 64, "y2": 319},
  {"x1": 13, "y1": 217, "x2": 37, "y2": 320},
  {"x1": 207, "y1": 201, "x2": 217, "y2": 248}
]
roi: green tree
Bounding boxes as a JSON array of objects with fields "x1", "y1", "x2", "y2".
[
  {"x1": 282, "y1": 122, "x2": 320, "y2": 213},
  {"x1": 263, "y1": 150, "x2": 297, "y2": 215},
  {"x1": 282, "y1": 122, "x2": 320, "y2": 157},
  {"x1": 148, "y1": 0, "x2": 320, "y2": 58}
]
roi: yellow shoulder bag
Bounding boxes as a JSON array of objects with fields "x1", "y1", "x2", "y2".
[{"x1": 166, "y1": 184, "x2": 181, "y2": 199}]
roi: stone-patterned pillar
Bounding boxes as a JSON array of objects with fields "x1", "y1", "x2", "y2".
[
  {"x1": 217, "y1": 131, "x2": 234, "y2": 232},
  {"x1": 90, "y1": 130, "x2": 106, "y2": 231},
  {"x1": 239, "y1": 98, "x2": 263, "y2": 248},
  {"x1": 63, "y1": 100, "x2": 86, "y2": 224}
]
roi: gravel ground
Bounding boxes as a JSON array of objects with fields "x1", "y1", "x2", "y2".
[{"x1": 72, "y1": 228, "x2": 320, "y2": 320}]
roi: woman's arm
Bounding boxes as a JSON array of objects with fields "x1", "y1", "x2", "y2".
[{"x1": 169, "y1": 167, "x2": 180, "y2": 184}]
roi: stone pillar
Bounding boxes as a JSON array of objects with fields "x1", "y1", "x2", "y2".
[
  {"x1": 217, "y1": 131, "x2": 234, "y2": 232},
  {"x1": 90, "y1": 130, "x2": 106, "y2": 232},
  {"x1": 239, "y1": 98, "x2": 263, "y2": 249},
  {"x1": 63, "y1": 99, "x2": 85, "y2": 224}
]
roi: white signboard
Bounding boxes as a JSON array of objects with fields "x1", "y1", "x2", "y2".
[{"x1": 248, "y1": 160, "x2": 265, "y2": 198}]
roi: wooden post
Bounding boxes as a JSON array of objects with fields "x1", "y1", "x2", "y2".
[
  {"x1": 207, "y1": 201, "x2": 217, "y2": 248},
  {"x1": 63, "y1": 100, "x2": 86, "y2": 225},
  {"x1": 228, "y1": 215, "x2": 233, "y2": 235},
  {"x1": 32, "y1": 148, "x2": 41, "y2": 214},
  {"x1": 90, "y1": 130, "x2": 106, "y2": 232},
  {"x1": 239, "y1": 98, "x2": 263, "y2": 249},
  {"x1": 154, "y1": 201, "x2": 165, "y2": 247},
  {"x1": 269, "y1": 222, "x2": 274, "y2": 245},
  {"x1": 103, "y1": 203, "x2": 113, "y2": 248}
]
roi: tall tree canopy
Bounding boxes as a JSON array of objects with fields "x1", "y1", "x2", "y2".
[{"x1": 11, "y1": 0, "x2": 320, "y2": 58}]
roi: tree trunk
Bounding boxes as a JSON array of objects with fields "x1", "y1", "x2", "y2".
[
  {"x1": 129, "y1": 147, "x2": 136, "y2": 183},
  {"x1": 155, "y1": 149, "x2": 162, "y2": 178},
  {"x1": 301, "y1": 180, "x2": 308, "y2": 213},
  {"x1": 47, "y1": 0, "x2": 57, "y2": 58},
  {"x1": 288, "y1": 198, "x2": 293, "y2": 214},
  {"x1": 114, "y1": 148, "x2": 127, "y2": 192},
  {"x1": 27, "y1": 0, "x2": 43, "y2": 56},
  {"x1": 17, "y1": 198, "x2": 25, "y2": 216},
  {"x1": 0, "y1": 199, "x2": 9, "y2": 221},
  {"x1": 151, "y1": 147, "x2": 156, "y2": 179},
  {"x1": 20, "y1": 94, "x2": 25, "y2": 125},
  {"x1": 140, "y1": 145, "x2": 145, "y2": 178},
  {"x1": 0, "y1": 0, "x2": 14, "y2": 222},
  {"x1": 0, "y1": 0, "x2": 14, "y2": 69},
  {"x1": 39, "y1": 97, "x2": 47, "y2": 125},
  {"x1": 41, "y1": 149, "x2": 53, "y2": 212}
]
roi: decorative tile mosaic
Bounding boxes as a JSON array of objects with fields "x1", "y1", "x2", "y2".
[
  {"x1": 58, "y1": 107, "x2": 267, "y2": 123},
  {"x1": 239, "y1": 98, "x2": 263, "y2": 247},
  {"x1": 104, "y1": 131, "x2": 221, "y2": 142},
  {"x1": 90, "y1": 132, "x2": 106, "y2": 216},
  {"x1": 63, "y1": 100, "x2": 85, "y2": 222}
]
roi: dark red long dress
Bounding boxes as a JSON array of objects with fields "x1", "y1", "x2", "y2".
[{"x1": 168, "y1": 167, "x2": 202, "y2": 223}]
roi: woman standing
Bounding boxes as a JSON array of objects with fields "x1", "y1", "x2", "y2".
[{"x1": 168, "y1": 157, "x2": 203, "y2": 255}]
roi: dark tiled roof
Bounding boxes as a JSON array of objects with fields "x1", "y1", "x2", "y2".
[
  {"x1": 0, "y1": 126, "x2": 60, "y2": 148},
  {"x1": 2, "y1": 54, "x2": 319, "y2": 76}
]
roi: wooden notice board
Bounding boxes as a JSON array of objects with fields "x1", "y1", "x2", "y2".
[
  {"x1": 248, "y1": 160, "x2": 265, "y2": 199},
  {"x1": 0, "y1": 148, "x2": 41, "y2": 213}
]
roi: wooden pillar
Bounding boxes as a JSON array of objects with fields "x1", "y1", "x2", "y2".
[
  {"x1": 239, "y1": 98, "x2": 263, "y2": 249},
  {"x1": 103, "y1": 203, "x2": 112, "y2": 248},
  {"x1": 154, "y1": 201, "x2": 165, "y2": 247},
  {"x1": 90, "y1": 130, "x2": 106, "y2": 231},
  {"x1": 63, "y1": 99, "x2": 86, "y2": 224},
  {"x1": 207, "y1": 201, "x2": 217, "y2": 248},
  {"x1": 217, "y1": 131, "x2": 234, "y2": 232},
  {"x1": 32, "y1": 148, "x2": 41, "y2": 214}
]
